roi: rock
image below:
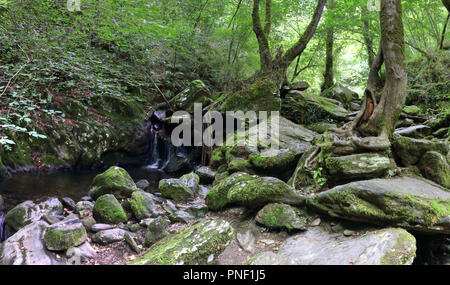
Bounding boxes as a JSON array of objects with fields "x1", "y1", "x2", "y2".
[
  {"x1": 93, "y1": 194, "x2": 127, "y2": 224},
  {"x1": 343, "y1": 230, "x2": 355, "y2": 237},
  {"x1": 419, "y1": 152, "x2": 450, "y2": 188},
  {"x1": 129, "y1": 220, "x2": 234, "y2": 265},
  {"x1": 61, "y1": 197, "x2": 76, "y2": 211},
  {"x1": 282, "y1": 90, "x2": 348, "y2": 125},
  {"x1": 236, "y1": 230, "x2": 257, "y2": 253},
  {"x1": 327, "y1": 84, "x2": 359, "y2": 106},
  {"x1": 124, "y1": 233, "x2": 140, "y2": 253},
  {"x1": 80, "y1": 216, "x2": 96, "y2": 231},
  {"x1": 4, "y1": 197, "x2": 63, "y2": 235},
  {"x1": 311, "y1": 218, "x2": 321, "y2": 227},
  {"x1": 325, "y1": 153, "x2": 390, "y2": 181},
  {"x1": 256, "y1": 203, "x2": 307, "y2": 231},
  {"x1": 248, "y1": 228, "x2": 416, "y2": 265},
  {"x1": 394, "y1": 125, "x2": 432, "y2": 139},
  {"x1": 248, "y1": 149, "x2": 303, "y2": 181},
  {"x1": 67, "y1": 242, "x2": 97, "y2": 263},
  {"x1": 42, "y1": 213, "x2": 63, "y2": 225},
  {"x1": 305, "y1": 122, "x2": 337, "y2": 134},
  {"x1": 195, "y1": 167, "x2": 216, "y2": 184},
  {"x1": 290, "y1": 81, "x2": 310, "y2": 91},
  {"x1": 0, "y1": 221, "x2": 59, "y2": 265},
  {"x1": 128, "y1": 223, "x2": 141, "y2": 232},
  {"x1": 162, "y1": 200, "x2": 178, "y2": 214},
  {"x1": 162, "y1": 153, "x2": 193, "y2": 174},
  {"x1": 159, "y1": 179, "x2": 195, "y2": 202},
  {"x1": 349, "y1": 101, "x2": 361, "y2": 111},
  {"x1": 135, "y1": 179, "x2": 150, "y2": 191},
  {"x1": 307, "y1": 176, "x2": 450, "y2": 234},
  {"x1": 144, "y1": 217, "x2": 169, "y2": 246},
  {"x1": 92, "y1": 228, "x2": 134, "y2": 245},
  {"x1": 218, "y1": 80, "x2": 281, "y2": 113},
  {"x1": 425, "y1": 111, "x2": 450, "y2": 131},
  {"x1": 43, "y1": 218, "x2": 87, "y2": 251},
  {"x1": 433, "y1": 128, "x2": 449, "y2": 139},
  {"x1": 129, "y1": 191, "x2": 158, "y2": 220},
  {"x1": 90, "y1": 223, "x2": 113, "y2": 233},
  {"x1": 169, "y1": 210, "x2": 195, "y2": 224},
  {"x1": 182, "y1": 202, "x2": 208, "y2": 218},
  {"x1": 396, "y1": 118, "x2": 414, "y2": 128},
  {"x1": 403, "y1": 105, "x2": 420, "y2": 115},
  {"x1": 75, "y1": 201, "x2": 94, "y2": 213},
  {"x1": 80, "y1": 196, "x2": 92, "y2": 202},
  {"x1": 180, "y1": 172, "x2": 200, "y2": 194},
  {"x1": 168, "y1": 80, "x2": 212, "y2": 113},
  {"x1": 88, "y1": 166, "x2": 139, "y2": 200},
  {"x1": 392, "y1": 134, "x2": 448, "y2": 166}
]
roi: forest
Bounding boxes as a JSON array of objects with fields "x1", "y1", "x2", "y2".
[{"x1": 0, "y1": 0, "x2": 449, "y2": 267}]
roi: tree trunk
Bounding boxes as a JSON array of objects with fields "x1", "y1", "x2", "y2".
[
  {"x1": 355, "y1": 0, "x2": 407, "y2": 138},
  {"x1": 440, "y1": 12, "x2": 449, "y2": 50},
  {"x1": 442, "y1": 0, "x2": 450, "y2": 12},
  {"x1": 321, "y1": 2, "x2": 334, "y2": 91}
]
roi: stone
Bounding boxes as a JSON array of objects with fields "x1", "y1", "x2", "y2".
[
  {"x1": 180, "y1": 172, "x2": 200, "y2": 194},
  {"x1": 75, "y1": 201, "x2": 94, "y2": 213},
  {"x1": 248, "y1": 228, "x2": 416, "y2": 265},
  {"x1": 90, "y1": 224, "x2": 113, "y2": 233},
  {"x1": 61, "y1": 197, "x2": 76, "y2": 211},
  {"x1": 92, "y1": 229, "x2": 134, "y2": 245},
  {"x1": 343, "y1": 230, "x2": 355, "y2": 237},
  {"x1": 249, "y1": 149, "x2": 303, "y2": 181},
  {"x1": 128, "y1": 220, "x2": 234, "y2": 265},
  {"x1": 419, "y1": 152, "x2": 450, "y2": 188},
  {"x1": 88, "y1": 166, "x2": 139, "y2": 200},
  {"x1": 129, "y1": 191, "x2": 158, "y2": 220},
  {"x1": 135, "y1": 179, "x2": 150, "y2": 191},
  {"x1": 144, "y1": 216, "x2": 169, "y2": 246},
  {"x1": 392, "y1": 134, "x2": 448, "y2": 166},
  {"x1": 80, "y1": 216, "x2": 96, "y2": 231},
  {"x1": 311, "y1": 218, "x2": 321, "y2": 227},
  {"x1": 4, "y1": 197, "x2": 63, "y2": 235},
  {"x1": 162, "y1": 154, "x2": 192, "y2": 174},
  {"x1": 124, "y1": 233, "x2": 141, "y2": 253},
  {"x1": 306, "y1": 122, "x2": 337, "y2": 134},
  {"x1": 394, "y1": 125, "x2": 432, "y2": 139},
  {"x1": 325, "y1": 153, "x2": 390, "y2": 181},
  {"x1": 159, "y1": 178, "x2": 195, "y2": 202},
  {"x1": 195, "y1": 167, "x2": 216, "y2": 184},
  {"x1": 0, "y1": 221, "x2": 59, "y2": 265},
  {"x1": 255, "y1": 203, "x2": 307, "y2": 231},
  {"x1": 327, "y1": 84, "x2": 359, "y2": 106},
  {"x1": 67, "y1": 242, "x2": 97, "y2": 263},
  {"x1": 43, "y1": 218, "x2": 87, "y2": 251},
  {"x1": 403, "y1": 105, "x2": 420, "y2": 115},
  {"x1": 236, "y1": 230, "x2": 256, "y2": 253},
  {"x1": 307, "y1": 176, "x2": 450, "y2": 234},
  {"x1": 93, "y1": 194, "x2": 127, "y2": 224},
  {"x1": 169, "y1": 210, "x2": 196, "y2": 224},
  {"x1": 290, "y1": 81, "x2": 310, "y2": 91}
]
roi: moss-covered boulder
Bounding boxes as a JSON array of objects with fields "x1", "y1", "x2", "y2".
[
  {"x1": 218, "y1": 80, "x2": 281, "y2": 112},
  {"x1": 325, "y1": 153, "x2": 391, "y2": 181},
  {"x1": 168, "y1": 80, "x2": 212, "y2": 113},
  {"x1": 159, "y1": 179, "x2": 195, "y2": 202},
  {"x1": 129, "y1": 191, "x2": 158, "y2": 220},
  {"x1": 255, "y1": 203, "x2": 307, "y2": 231},
  {"x1": 195, "y1": 166, "x2": 216, "y2": 184},
  {"x1": 403, "y1": 105, "x2": 420, "y2": 115},
  {"x1": 144, "y1": 217, "x2": 169, "y2": 246},
  {"x1": 282, "y1": 90, "x2": 348, "y2": 125},
  {"x1": 93, "y1": 194, "x2": 128, "y2": 224},
  {"x1": 248, "y1": 228, "x2": 416, "y2": 265},
  {"x1": 419, "y1": 152, "x2": 450, "y2": 188},
  {"x1": 180, "y1": 172, "x2": 200, "y2": 194},
  {"x1": 307, "y1": 176, "x2": 450, "y2": 234},
  {"x1": 43, "y1": 218, "x2": 87, "y2": 251},
  {"x1": 88, "y1": 167, "x2": 139, "y2": 200},
  {"x1": 249, "y1": 149, "x2": 302, "y2": 181},
  {"x1": 392, "y1": 134, "x2": 448, "y2": 166},
  {"x1": 128, "y1": 220, "x2": 234, "y2": 265},
  {"x1": 228, "y1": 159, "x2": 254, "y2": 174},
  {"x1": 325, "y1": 84, "x2": 359, "y2": 107}
]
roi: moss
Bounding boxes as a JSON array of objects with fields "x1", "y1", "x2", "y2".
[
  {"x1": 88, "y1": 166, "x2": 138, "y2": 200},
  {"x1": 255, "y1": 203, "x2": 307, "y2": 231},
  {"x1": 129, "y1": 191, "x2": 154, "y2": 220},
  {"x1": 210, "y1": 147, "x2": 226, "y2": 169},
  {"x1": 228, "y1": 159, "x2": 253, "y2": 174},
  {"x1": 43, "y1": 223, "x2": 87, "y2": 251},
  {"x1": 93, "y1": 194, "x2": 128, "y2": 224},
  {"x1": 380, "y1": 229, "x2": 416, "y2": 265},
  {"x1": 159, "y1": 179, "x2": 195, "y2": 202}
]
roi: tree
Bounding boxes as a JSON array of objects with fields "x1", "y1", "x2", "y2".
[
  {"x1": 352, "y1": 0, "x2": 407, "y2": 138},
  {"x1": 252, "y1": 0, "x2": 327, "y2": 83},
  {"x1": 321, "y1": 0, "x2": 335, "y2": 92}
]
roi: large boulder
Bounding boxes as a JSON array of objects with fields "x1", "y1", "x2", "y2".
[
  {"x1": 168, "y1": 80, "x2": 212, "y2": 113},
  {"x1": 93, "y1": 194, "x2": 128, "y2": 224},
  {"x1": 88, "y1": 166, "x2": 139, "y2": 200},
  {"x1": 282, "y1": 91, "x2": 348, "y2": 125},
  {"x1": 419, "y1": 152, "x2": 450, "y2": 188},
  {"x1": 307, "y1": 176, "x2": 450, "y2": 234},
  {"x1": 325, "y1": 153, "x2": 391, "y2": 181},
  {"x1": 43, "y1": 218, "x2": 87, "y2": 251},
  {"x1": 159, "y1": 179, "x2": 195, "y2": 202},
  {"x1": 392, "y1": 134, "x2": 448, "y2": 166},
  {"x1": 129, "y1": 191, "x2": 158, "y2": 220},
  {"x1": 4, "y1": 197, "x2": 63, "y2": 235},
  {"x1": 248, "y1": 228, "x2": 416, "y2": 265},
  {"x1": 326, "y1": 84, "x2": 359, "y2": 106},
  {"x1": 0, "y1": 221, "x2": 59, "y2": 265},
  {"x1": 92, "y1": 228, "x2": 134, "y2": 245},
  {"x1": 128, "y1": 220, "x2": 234, "y2": 265},
  {"x1": 180, "y1": 172, "x2": 200, "y2": 194},
  {"x1": 255, "y1": 203, "x2": 307, "y2": 231}
]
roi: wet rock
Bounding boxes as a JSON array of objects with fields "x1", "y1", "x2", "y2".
[
  {"x1": 195, "y1": 167, "x2": 216, "y2": 184},
  {"x1": 255, "y1": 203, "x2": 307, "y2": 231},
  {"x1": 144, "y1": 216, "x2": 169, "y2": 246},
  {"x1": 61, "y1": 197, "x2": 76, "y2": 211},
  {"x1": 92, "y1": 228, "x2": 134, "y2": 245},
  {"x1": 419, "y1": 152, "x2": 450, "y2": 188},
  {"x1": 93, "y1": 194, "x2": 128, "y2": 225},
  {"x1": 394, "y1": 125, "x2": 432, "y2": 139},
  {"x1": 0, "y1": 221, "x2": 59, "y2": 265},
  {"x1": 90, "y1": 224, "x2": 113, "y2": 233},
  {"x1": 88, "y1": 166, "x2": 139, "y2": 200},
  {"x1": 43, "y1": 218, "x2": 87, "y2": 251},
  {"x1": 135, "y1": 179, "x2": 150, "y2": 191},
  {"x1": 248, "y1": 228, "x2": 416, "y2": 265},
  {"x1": 392, "y1": 134, "x2": 448, "y2": 166},
  {"x1": 129, "y1": 191, "x2": 158, "y2": 220},
  {"x1": 307, "y1": 176, "x2": 450, "y2": 234},
  {"x1": 159, "y1": 179, "x2": 195, "y2": 202},
  {"x1": 129, "y1": 220, "x2": 234, "y2": 265},
  {"x1": 4, "y1": 197, "x2": 63, "y2": 235},
  {"x1": 325, "y1": 153, "x2": 390, "y2": 181}
]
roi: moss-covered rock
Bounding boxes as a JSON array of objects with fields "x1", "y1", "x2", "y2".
[
  {"x1": 88, "y1": 167, "x2": 139, "y2": 200},
  {"x1": 228, "y1": 159, "x2": 254, "y2": 174},
  {"x1": 249, "y1": 149, "x2": 301, "y2": 181},
  {"x1": 419, "y1": 152, "x2": 450, "y2": 188},
  {"x1": 128, "y1": 220, "x2": 234, "y2": 265},
  {"x1": 255, "y1": 203, "x2": 307, "y2": 231},
  {"x1": 43, "y1": 218, "x2": 87, "y2": 251},
  {"x1": 403, "y1": 105, "x2": 420, "y2": 115},
  {"x1": 325, "y1": 153, "x2": 391, "y2": 181},
  {"x1": 195, "y1": 166, "x2": 216, "y2": 184},
  {"x1": 159, "y1": 179, "x2": 195, "y2": 202},
  {"x1": 392, "y1": 134, "x2": 448, "y2": 166},
  {"x1": 144, "y1": 217, "x2": 169, "y2": 246},
  {"x1": 324, "y1": 83, "x2": 359, "y2": 107},
  {"x1": 307, "y1": 176, "x2": 450, "y2": 234},
  {"x1": 180, "y1": 172, "x2": 200, "y2": 194},
  {"x1": 129, "y1": 191, "x2": 157, "y2": 220},
  {"x1": 93, "y1": 194, "x2": 128, "y2": 224}
]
